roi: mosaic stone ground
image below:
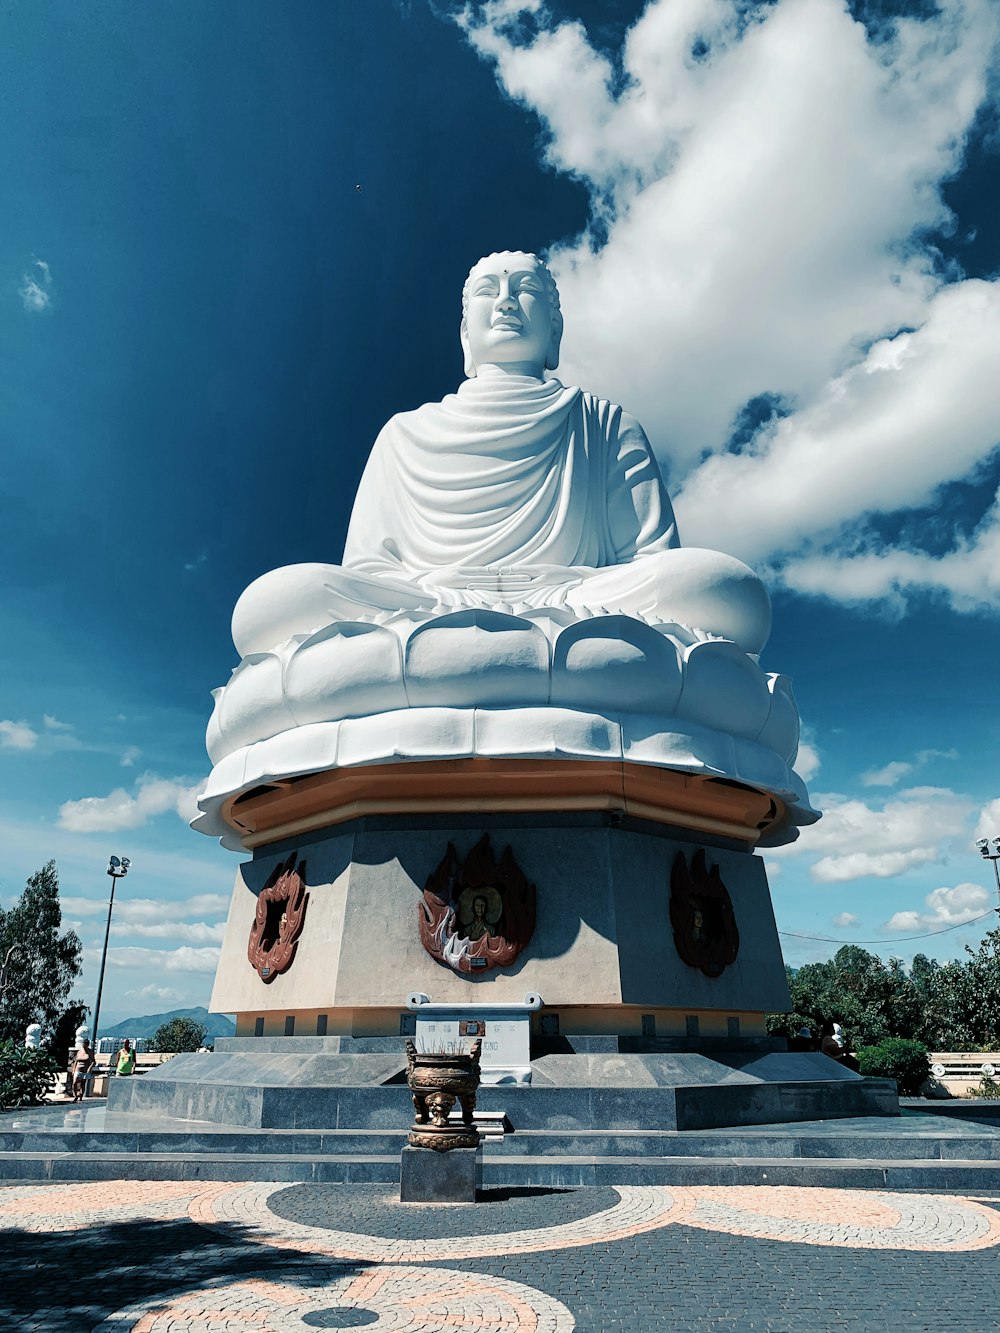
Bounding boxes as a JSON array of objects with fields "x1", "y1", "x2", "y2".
[{"x1": 0, "y1": 1180, "x2": 999, "y2": 1330}]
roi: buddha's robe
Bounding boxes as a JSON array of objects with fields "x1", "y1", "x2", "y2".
[
  {"x1": 342, "y1": 374, "x2": 678, "y2": 598},
  {"x1": 232, "y1": 375, "x2": 771, "y2": 656}
]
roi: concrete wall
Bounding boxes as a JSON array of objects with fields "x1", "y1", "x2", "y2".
[{"x1": 210, "y1": 815, "x2": 790, "y2": 1030}]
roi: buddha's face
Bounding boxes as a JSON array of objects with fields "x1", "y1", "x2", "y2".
[{"x1": 461, "y1": 252, "x2": 562, "y2": 378}]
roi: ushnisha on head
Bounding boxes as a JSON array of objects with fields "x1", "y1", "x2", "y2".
[{"x1": 460, "y1": 250, "x2": 564, "y2": 380}]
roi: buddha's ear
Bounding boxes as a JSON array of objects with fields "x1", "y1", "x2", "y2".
[
  {"x1": 545, "y1": 308, "x2": 564, "y2": 372},
  {"x1": 460, "y1": 318, "x2": 477, "y2": 379}
]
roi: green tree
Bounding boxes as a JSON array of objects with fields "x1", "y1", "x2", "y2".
[
  {"x1": 0, "y1": 862, "x2": 83, "y2": 1046},
  {"x1": 959, "y1": 928, "x2": 1000, "y2": 1048},
  {"x1": 151, "y1": 1017, "x2": 207, "y2": 1053},
  {"x1": 768, "y1": 946, "x2": 926, "y2": 1049}
]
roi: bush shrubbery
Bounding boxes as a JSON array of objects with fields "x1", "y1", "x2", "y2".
[
  {"x1": 0, "y1": 1041, "x2": 59, "y2": 1109},
  {"x1": 856, "y1": 1037, "x2": 931, "y2": 1095}
]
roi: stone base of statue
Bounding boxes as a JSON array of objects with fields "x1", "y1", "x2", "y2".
[
  {"x1": 400, "y1": 1145, "x2": 481, "y2": 1203},
  {"x1": 206, "y1": 809, "x2": 792, "y2": 1037},
  {"x1": 111, "y1": 796, "x2": 897, "y2": 1135}
]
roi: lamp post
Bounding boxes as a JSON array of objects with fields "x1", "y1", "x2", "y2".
[
  {"x1": 91, "y1": 855, "x2": 130, "y2": 1058},
  {"x1": 975, "y1": 837, "x2": 1000, "y2": 908}
]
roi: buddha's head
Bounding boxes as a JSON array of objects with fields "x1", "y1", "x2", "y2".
[{"x1": 461, "y1": 251, "x2": 563, "y2": 379}]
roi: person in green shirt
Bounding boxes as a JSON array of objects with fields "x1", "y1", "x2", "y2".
[{"x1": 112, "y1": 1039, "x2": 135, "y2": 1076}]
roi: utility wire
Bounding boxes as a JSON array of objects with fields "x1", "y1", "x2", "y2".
[{"x1": 779, "y1": 907, "x2": 999, "y2": 946}]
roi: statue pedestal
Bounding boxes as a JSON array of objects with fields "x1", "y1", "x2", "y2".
[
  {"x1": 400, "y1": 1145, "x2": 481, "y2": 1203},
  {"x1": 208, "y1": 806, "x2": 791, "y2": 1041},
  {"x1": 129, "y1": 756, "x2": 895, "y2": 1137}
]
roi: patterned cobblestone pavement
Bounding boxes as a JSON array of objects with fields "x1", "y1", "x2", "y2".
[{"x1": 1, "y1": 1180, "x2": 999, "y2": 1330}]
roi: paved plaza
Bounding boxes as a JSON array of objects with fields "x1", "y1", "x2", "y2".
[{"x1": 1, "y1": 1178, "x2": 999, "y2": 1330}]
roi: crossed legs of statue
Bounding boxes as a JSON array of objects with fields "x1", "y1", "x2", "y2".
[
  {"x1": 565, "y1": 548, "x2": 771, "y2": 655},
  {"x1": 232, "y1": 548, "x2": 771, "y2": 660}
]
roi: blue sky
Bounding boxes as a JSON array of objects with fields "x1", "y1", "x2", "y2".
[{"x1": 2, "y1": 0, "x2": 999, "y2": 1025}]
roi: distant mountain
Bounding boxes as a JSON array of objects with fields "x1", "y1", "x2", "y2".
[{"x1": 103, "y1": 1006, "x2": 235, "y2": 1041}]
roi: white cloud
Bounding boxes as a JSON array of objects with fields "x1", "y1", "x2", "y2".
[
  {"x1": 794, "y1": 740, "x2": 820, "y2": 785},
  {"x1": 62, "y1": 893, "x2": 229, "y2": 925},
  {"x1": 124, "y1": 984, "x2": 186, "y2": 1005},
  {"x1": 884, "y1": 881, "x2": 994, "y2": 931},
  {"x1": 975, "y1": 797, "x2": 1000, "y2": 841},
  {"x1": 120, "y1": 746, "x2": 142, "y2": 767},
  {"x1": 678, "y1": 283, "x2": 1000, "y2": 576},
  {"x1": 109, "y1": 920, "x2": 225, "y2": 944},
  {"x1": 455, "y1": 0, "x2": 1000, "y2": 613},
  {"x1": 862, "y1": 761, "x2": 913, "y2": 788},
  {"x1": 0, "y1": 720, "x2": 39, "y2": 750},
  {"x1": 771, "y1": 785, "x2": 974, "y2": 882},
  {"x1": 58, "y1": 773, "x2": 202, "y2": 833},
  {"x1": 43, "y1": 714, "x2": 73, "y2": 731},
  {"x1": 19, "y1": 258, "x2": 52, "y2": 312},
  {"x1": 105, "y1": 945, "x2": 220, "y2": 974},
  {"x1": 832, "y1": 912, "x2": 859, "y2": 928}
]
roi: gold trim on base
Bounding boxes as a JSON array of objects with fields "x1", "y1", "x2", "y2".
[{"x1": 223, "y1": 758, "x2": 782, "y2": 849}]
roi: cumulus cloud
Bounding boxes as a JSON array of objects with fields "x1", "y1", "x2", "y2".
[
  {"x1": 975, "y1": 797, "x2": 1000, "y2": 841},
  {"x1": 0, "y1": 720, "x2": 38, "y2": 750},
  {"x1": 105, "y1": 945, "x2": 220, "y2": 974},
  {"x1": 62, "y1": 893, "x2": 229, "y2": 925},
  {"x1": 19, "y1": 258, "x2": 52, "y2": 312},
  {"x1": 124, "y1": 984, "x2": 187, "y2": 1004},
  {"x1": 770, "y1": 785, "x2": 974, "y2": 882},
  {"x1": 832, "y1": 912, "x2": 859, "y2": 928},
  {"x1": 43, "y1": 714, "x2": 72, "y2": 731},
  {"x1": 453, "y1": 0, "x2": 1000, "y2": 612},
  {"x1": 109, "y1": 920, "x2": 225, "y2": 945},
  {"x1": 120, "y1": 746, "x2": 142, "y2": 768},
  {"x1": 58, "y1": 773, "x2": 202, "y2": 833},
  {"x1": 884, "y1": 881, "x2": 994, "y2": 930},
  {"x1": 862, "y1": 761, "x2": 913, "y2": 788},
  {"x1": 794, "y1": 739, "x2": 820, "y2": 785}
]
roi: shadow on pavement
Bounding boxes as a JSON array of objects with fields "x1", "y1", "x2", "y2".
[{"x1": 0, "y1": 1216, "x2": 373, "y2": 1331}]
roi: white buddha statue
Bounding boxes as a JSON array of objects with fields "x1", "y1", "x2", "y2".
[{"x1": 232, "y1": 251, "x2": 771, "y2": 658}]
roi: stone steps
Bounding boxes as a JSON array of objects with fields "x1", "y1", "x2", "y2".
[
  {"x1": 4, "y1": 1123, "x2": 1000, "y2": 1158},
  {"x1": 1, "y1": 1149, "x2": 1000, "y2": 1189}
]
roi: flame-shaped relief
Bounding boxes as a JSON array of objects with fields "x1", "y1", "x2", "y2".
[
  {"x1": 418, "y1": 833, "x2": 536, "y2": 975},
  {"x1": 247, "y1": 851, "x2": 309, "y2": 983},
  {"x1": 669, "y1": 848, "x2": 740, "y2": 978}
]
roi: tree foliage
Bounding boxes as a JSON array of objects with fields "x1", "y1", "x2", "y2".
[
  {"x1": 855, "y1": 1038, "x2": 931, "y2": 1095},
  {"x1": 0, "y1": 862, "x2": 83, "y2": 1046},
  {"x1": 151, "y1": 1017, "x2": 207, "y2": 1053},
  {"x1": 0, "y1": 1041, "x2": 59, "y2": 1109},
  {"x1": 768, "y1": 928, "x2": 1000, "y2": 1052}
]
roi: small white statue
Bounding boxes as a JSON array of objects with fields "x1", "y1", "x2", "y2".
[
  {"x1": 232, "y1": 251, "x2": 771, "y2": 659},
  {"x1": 24, "y1": 1023, "x2": 42, "y2": 1050}
]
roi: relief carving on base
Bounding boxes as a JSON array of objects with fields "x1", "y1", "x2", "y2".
[
  {"x1": 669, "y1": 848, "x2": 740, "y2": 978},
  {"x1": 247, "y1": 851, "x2": 309, "y2": 983},
  {"x1": 418, "y1": 833, "x2": 536, "y2": 975}
]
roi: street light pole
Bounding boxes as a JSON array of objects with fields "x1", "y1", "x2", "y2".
[
  {"x1": 91, "y1": 855, "x2": 130, "y2": 1057},
  {"x1": 975, "y1": 837, "x2": 1000, "y2": 909}
]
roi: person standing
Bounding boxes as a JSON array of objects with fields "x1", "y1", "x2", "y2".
[
  {"x1": 112, "y1": 1038, "x2": 135, "y2": 1078},
  {"x1": 71, "y1": 1039, "x2": 95, "y2": 1103}
]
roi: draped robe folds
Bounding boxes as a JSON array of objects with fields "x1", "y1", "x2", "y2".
[
  {"x1": 337, "y1": 374, "x2": 680, "y2": 612},
  {"x1": 231, "y1": 374, "x2": 772, "y2": 655}
]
